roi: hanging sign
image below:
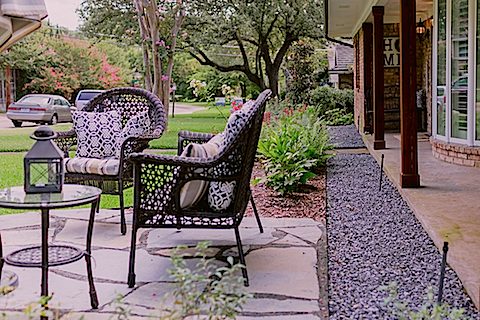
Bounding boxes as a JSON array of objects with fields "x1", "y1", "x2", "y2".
[{"x1": 384, "y1": 37, "x2": 400, "y2": 67}]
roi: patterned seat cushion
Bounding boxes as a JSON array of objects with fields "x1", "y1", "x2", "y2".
[
  {"x1": 179, "y1": 134, "x2": 223, "y2": 208},
  {"x1": 72, "y1": 110, "x2": 122, "y2": 159},
  {"x1": 65, "y1": 157, "x2": 120, "y2": 176},
  {"x1": 116, "y1": 111, "x2": 151, "y2": 158},
  {"x1": 207, "y1": 100, "x2": 255, "y2": 212}
]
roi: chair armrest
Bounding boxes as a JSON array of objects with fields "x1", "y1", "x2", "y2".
[
  {"x1": 177, "y1": 130, "x2": 216, "y2": 155},
  {"x1": 128, "y1": 152, "x2": 213, "y2": 168},
  {"x1": 54, "y1": 129, "x2": 77, "y2": 158}
]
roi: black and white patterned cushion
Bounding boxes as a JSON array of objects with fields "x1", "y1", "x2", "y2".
[
  {"x1": 179, "y1": 134, "x2": 222, "y2": 208},
  {"x1": 207, "y1": 100, "x2": 255, "y2": 211},
  {"x1": 116, "y1": 111, "x2": 151, "y2": 158},
  {"x1": 73, "y1": 110, "x2": 122, "y2": 159}
]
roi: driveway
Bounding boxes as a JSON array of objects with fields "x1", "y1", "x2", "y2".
[{"x1": 0, "y1": 103, "x2": 205, "y2": 129}]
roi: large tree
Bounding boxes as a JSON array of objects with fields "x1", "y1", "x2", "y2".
[
  {"x1": 184, "y1": 0, "x2": 324, "y2": 97},
  {"x1": 79, "y1": 0, "x2": 185, "y2": 113}
]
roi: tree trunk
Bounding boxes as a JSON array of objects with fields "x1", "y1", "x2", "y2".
[
  {"x1": 267, "y1": 69, "x2": 279, "y2": 98},
  {"x1": 133, "y1": 0, "x2": 152, "y2": 91},
  {"x1": 5, "y1": 66, "x2": 11, "y2": 110}
]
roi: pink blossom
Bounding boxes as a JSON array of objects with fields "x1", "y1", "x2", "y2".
[
  {"x1": 156, "y1": 40, "x2": 166, "y2": 47},
  {"x1": 161, "y1": 74, "x2": 169, "y2": 81}
]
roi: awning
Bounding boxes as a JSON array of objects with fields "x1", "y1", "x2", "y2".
[{"x1": 0, "y1": 0, "x2": 47, "y2": 52}]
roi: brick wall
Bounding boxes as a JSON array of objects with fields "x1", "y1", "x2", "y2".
[
  {"x1": 431, "y1": 138, "x2": 480, "y2": 167},
  {"x1": 384, "y1": 24, "x2": 401, "y2": 132},
  {"x1": 353, "y1": 23, "x2": 433, "y2": 134}
]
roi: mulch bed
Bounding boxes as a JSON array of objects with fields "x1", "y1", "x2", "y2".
[{"x1": 245, "y1": 163, "x2": 326, "y2": 222}]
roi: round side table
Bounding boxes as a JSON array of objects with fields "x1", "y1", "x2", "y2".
[{"x1": 0, "y1": 184, "x2": 101, "y2": 319}]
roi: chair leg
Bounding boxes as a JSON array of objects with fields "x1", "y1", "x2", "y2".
[
  {"x1": 119, "y1": 186, "x2": 126, "y2": 235},
  {"x1": 0, "y1": 233, "x2": 3, "y2": 278},
  {"x1": 234, "y1": 227, "x2": 249, "y2": 287},
  {"x1": 96, "y1": 196, "x2": 101, "y2": 213},
  {"x1": 250, "y1": 193, "x2": 263, "y2": 233},
  {"x1": 127, "y1": 226, "x2": 138, "y2": 288}
]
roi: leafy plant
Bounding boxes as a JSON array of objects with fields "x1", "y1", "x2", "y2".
[
  {"x1": 382, "y1": 282, "x2": 469, "y2": 320},
  {"x1": 322, "y1": 108, "x2": 354, "y2": 126},
  {"x1": 309, "y1": 86, "x2": 354, "y2": 114},
  {"x1": 258, "y1": 108, "x2": 331, "y2": 195},
  {"x1": 112, "y1": 241, "x2": 251, "y2": 320}
]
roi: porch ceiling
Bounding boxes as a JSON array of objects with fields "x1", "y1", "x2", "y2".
[{"x1": 327, "y1": 0, "x2": 434, "y2": 38}]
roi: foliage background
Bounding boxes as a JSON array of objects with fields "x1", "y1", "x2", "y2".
[{"x1": 0, "y1": 26, "x2": 139, "y2": 100}]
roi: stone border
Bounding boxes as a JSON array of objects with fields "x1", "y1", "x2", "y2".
[{"x1": 431, "y1": 138, "x2": 480, "y2": 167}]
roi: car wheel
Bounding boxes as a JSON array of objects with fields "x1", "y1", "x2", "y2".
[
  {"x1": 12, "y1": 120, "x2": 22, "y2": 128},
  {"x1": 49, "y1": 114, "x2": 58, "y2": 125}
]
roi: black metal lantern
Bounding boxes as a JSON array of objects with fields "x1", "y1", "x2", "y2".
[{"x1": 24, "y1": 126, "x2": 64, "y2": 193}]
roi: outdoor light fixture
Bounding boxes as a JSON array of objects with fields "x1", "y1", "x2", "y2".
[
  {"x1": 416, "y1": 19, "x2": 426, "y2": 34},
  {"x1": 24, "y1": 126, "x2": 64, "y2": 193}
]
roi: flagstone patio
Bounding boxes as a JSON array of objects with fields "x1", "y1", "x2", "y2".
[{"x1": 0, "y1": 209, "x2": 327, "y2": 319}]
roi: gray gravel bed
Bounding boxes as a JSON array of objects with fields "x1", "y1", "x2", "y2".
[
  {"x1": 327, "y1": 154, "x2": 479, "y2": 319},
  {"x1": 327, "y1": 125, "x2": 366, "y2": 149}
]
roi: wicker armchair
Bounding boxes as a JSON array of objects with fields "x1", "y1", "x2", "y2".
[
  {"x1": 127, "y1": 89, "x2": 272, "y2": 287},
  {"x1": 55, "y1": 87, "x2": 167, "y2": 235}
]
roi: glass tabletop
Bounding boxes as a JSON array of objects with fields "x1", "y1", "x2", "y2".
[{"x1": 0, "y1": 184, "x2": 101, "y2": 209}]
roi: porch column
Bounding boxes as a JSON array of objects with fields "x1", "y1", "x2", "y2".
[
  {"x1": 372, "y1": 6, "x2": 385, "y2": 149},
  {"x1": 399, "y1": 0, "x2": 420, "y2": 187},
  {"x1": 363, "y1": 23, "x2": 373, "y2": 133}
]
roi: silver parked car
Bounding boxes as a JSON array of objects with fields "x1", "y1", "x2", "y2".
[
  {"x1": 6, "y1": 94, "x2": 74, "y2": 127},
  {"x1": 75, "y1": 89, "x2": 105, "y2": 110}
]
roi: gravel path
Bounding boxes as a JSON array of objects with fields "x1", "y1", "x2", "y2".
[
  {"x1": 327, "y1": 125, "x2": 366, "y2": 149},
  {"x1": 327, "y1": 153, "x2": 479, "y2": 319}
]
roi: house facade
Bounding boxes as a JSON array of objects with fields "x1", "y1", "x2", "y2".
[
  {"x1": 328, "y1": 44, "x2": 354, "y2": 89},
  {"x1": 327, "y1": 0, "x2": 480, "y2": 170}
]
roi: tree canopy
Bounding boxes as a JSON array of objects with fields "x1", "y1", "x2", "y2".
[
  {"x1": 77, "y1": 0, "x2": 326, "y2": 98},
  {"x1": 184, "y1": 0, "x2": 325, "y2": 97},
  {"x1": 0, "y1": 26, "x2": 138, "y2": 100}
]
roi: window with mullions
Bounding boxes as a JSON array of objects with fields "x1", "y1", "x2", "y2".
[
  {"x1": 450, "y1": 0, "x2": 469, "y2": 140},
  {"x1": 477, "y1": 0, "x2": 480, "y2": 140},
  {"x1": 437, "y1": 0, "x2": 447, "y2": 136}
]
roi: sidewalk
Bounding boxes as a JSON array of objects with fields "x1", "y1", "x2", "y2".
[
  {"x1": 0, "y1": 209, "x2": 326, "y2": 319},
  {"x1": 364, "y1": 133, "x2": 480, "y2": 309}
]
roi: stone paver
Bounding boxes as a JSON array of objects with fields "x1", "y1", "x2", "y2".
[
  {"x1": 0, "y1": 209, "x2": 325, "y2": 319},
  {"x1": 246, "y1": 247, "x2": 319, "y2": 299}
]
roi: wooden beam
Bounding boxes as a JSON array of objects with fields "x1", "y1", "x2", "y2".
[
  {"x1": 400, "y1": 0, "x2": 420, "y2": 187},
  {"x1": 372, "y1": 6, "x2": 385, "y2": 149}
]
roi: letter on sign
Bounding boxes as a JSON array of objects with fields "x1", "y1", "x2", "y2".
[{"x1": 384, "y1": 37, "x2": 400, "y2": 67}]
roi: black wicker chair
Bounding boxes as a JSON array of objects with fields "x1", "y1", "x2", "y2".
[
  {"x1": 127, "y1": 89, "x2": 272, "y2": 287},
  {"x1": 55, "y1": 87, "x2": 167, "y2": 235}
]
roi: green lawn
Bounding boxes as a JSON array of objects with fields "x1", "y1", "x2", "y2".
[
  {"x1": 0, "y1": 107, "x2": 229, "y2": 152},
  {"x1": 0, "y1": 107, "x2": 228, "y2": 214}
]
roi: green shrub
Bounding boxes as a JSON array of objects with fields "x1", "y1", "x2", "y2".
[
  {"x1": 309, "y1": 86, "x2": 354, "y2": 113},
  {"x1": 382, "y1": 282, "x2": 469, "y2": 320},
  {"x1": 258, "y1": 108, "x2": 331, "y2": 195},
  {"x1": 322, "y1": 108, "x2": 354, "y2": 126}
]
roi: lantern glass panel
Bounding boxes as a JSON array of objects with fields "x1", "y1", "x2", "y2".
[{"x1": 29, "y1": 160, "x2": 61, "y2": 187}]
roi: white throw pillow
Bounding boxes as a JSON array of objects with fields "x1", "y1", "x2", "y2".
[
  {"x1": 179, "y1": 134, "x2": 223, "y2": 208},
  {"x1": 72, "y1": 110, "x2": 122, "y2": 159},
  {"x1": 116, "y1": 111, "x2": 151, "y2": 158}
]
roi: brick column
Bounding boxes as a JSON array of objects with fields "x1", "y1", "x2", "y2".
[
  {"x1": 400, "y1": 0, "x2": 420, "y2": 187},
  {"x1": 373, "y1": 6, "x2": 385, "y2": 149},
  {"x1": 363, "y1": 23, "x2": 373, "y2": 133}
]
